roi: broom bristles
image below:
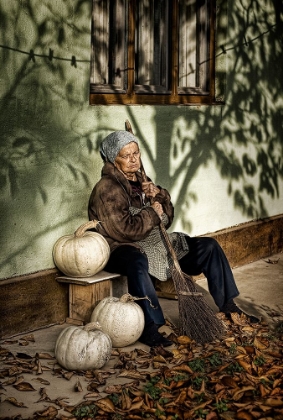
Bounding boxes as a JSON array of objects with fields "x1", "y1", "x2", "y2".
[{"x1": 172, "y1": 269, "x2": 225, "y2": 344}]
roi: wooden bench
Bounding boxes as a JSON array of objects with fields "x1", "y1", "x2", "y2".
[{"x1": 57, "y1": 271, "x2": 128, "y2": 324}]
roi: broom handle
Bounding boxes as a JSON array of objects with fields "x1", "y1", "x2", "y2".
[
  {"x1": 140, "y1": 160, "x2": 183, "y2": 275},
  {"x1": 125, "y1": 120, "x2": 183, "y2": 275}
]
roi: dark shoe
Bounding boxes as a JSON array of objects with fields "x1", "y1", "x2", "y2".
[
  {"x1": 220, "y1": 300, "x2": 260, "y2": 324},
  {"x1": 139, "y1": 323, "x2": 173, "y2": 347}
]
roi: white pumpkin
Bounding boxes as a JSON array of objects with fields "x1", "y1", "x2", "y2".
[
  {"x1": 53, "y1": 220, "x2": 110, "y2": 277},
  {"x1": 90, "y1": 294, "x2": 145, "y2": 347},
  {"x1": 55, "y1": 322, "x2": 112, "y2": 370}
]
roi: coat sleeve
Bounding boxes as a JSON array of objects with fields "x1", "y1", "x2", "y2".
[
  {"x1": 88, "y1": 177, "x2": 163, "y2": 243},
  {"x1": 154, "y1": 186, "x2": 174, "y2": 229},
  {"x1": 141, "y1": 174, "x2": 174, "y2": 229}
]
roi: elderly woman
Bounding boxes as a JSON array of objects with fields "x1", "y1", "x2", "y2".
[{"x1": 88, "y1": 131, "x2": 259, "y2": 347}]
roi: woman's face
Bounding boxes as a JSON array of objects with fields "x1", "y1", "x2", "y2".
[{"x1": 114, "y1": 142, "x2": 141, "y2": 175}]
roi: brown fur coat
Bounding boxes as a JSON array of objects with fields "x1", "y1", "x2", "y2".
[{"x1": 88, "y1": 162, "x2": 174, "y2": 252}]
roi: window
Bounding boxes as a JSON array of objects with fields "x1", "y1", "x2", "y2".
[{"x1": 90, "y1": 0, "x2": 216, "y2": 105}]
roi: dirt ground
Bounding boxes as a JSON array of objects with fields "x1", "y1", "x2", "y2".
[{"x1": 1, "y1": 253, "x2": 282, "y2": 419}]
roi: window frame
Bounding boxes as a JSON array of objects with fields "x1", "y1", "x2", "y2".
[{"x1": 89, "y1": 0, "x2": 216, "y2": 106}]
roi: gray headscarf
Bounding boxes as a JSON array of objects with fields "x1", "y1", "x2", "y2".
[{"x1": 100, "y1": 131, "x2": 139, "y2": 163}]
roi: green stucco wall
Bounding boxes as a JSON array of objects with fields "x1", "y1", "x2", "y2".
[{"x1": 0, "y1": 0, "x2": 282, "y2": 280}]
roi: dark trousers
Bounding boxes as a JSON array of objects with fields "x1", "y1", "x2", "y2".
[{"x1": 105, "y1": 237, "x2": 239, "y2": 327}]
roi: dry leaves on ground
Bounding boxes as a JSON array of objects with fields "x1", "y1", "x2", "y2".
[{"x1": 0, "y1": 318, "x2": 283, "y2": 419}]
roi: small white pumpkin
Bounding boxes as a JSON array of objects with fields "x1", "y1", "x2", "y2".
[
  {"x1": 90, "y1": 293, "x2": 145, "y2": 347},
  {"x1": 55, "y1": 322, "x2": 112, "y2": 371},
  {"x1": 53, "y1": 220, "x2": 110, "y2": 277}
]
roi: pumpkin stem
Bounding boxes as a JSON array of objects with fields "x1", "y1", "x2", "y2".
[
  {"x1": 74, "y1": 220, "x2": 101, "y2": 237},
  {"x1": 83, "y1": 321, "x2": 103, "y2": 332},
  {"x1": 120, "y1": 293, "x2": 156, "y2": 308}
]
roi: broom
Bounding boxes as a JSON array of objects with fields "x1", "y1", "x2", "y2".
[{"x1": 125, "y1": 120, "x2": 224, "y2": 344}]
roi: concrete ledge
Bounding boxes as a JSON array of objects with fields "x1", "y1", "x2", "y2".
[
  {"x1": 209, "y1": 214, "x2": 283, "y2": 268},
  {"x1": 0, "y1": 269, "x2": 68, "y2": 339},
  {"x1": 157, "y1": 214, "x2": 283, "y2": 298},
  {"x1": 1, "y1": 214, "x2": 282, "y2": 338}
]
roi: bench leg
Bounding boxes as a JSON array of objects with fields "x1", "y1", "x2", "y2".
[{"x1": 68, "y1": 280, "x2": 111, "y2": 323}]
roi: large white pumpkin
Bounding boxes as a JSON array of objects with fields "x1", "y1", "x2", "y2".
[
  {"x1": 53, "y1": 220, "x2": 110, "y2": 277},
  {"x1": 90, "y1": 294, "x2": 145, "y2": 347},
  {"x1": 55, "y1": 322, "x2": 112, "y2": 371}
]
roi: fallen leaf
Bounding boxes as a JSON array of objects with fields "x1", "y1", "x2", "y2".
[
  {"x1": 136, "y1": 361, "x2": 150, "y2": 369},
  {"x1": 62, "y1": 371, "x2": 74, "y2": 380},
  {"x1": 225, "y1": 336, "x2": 236, "y2": 342},
  {"x1": 152, "y1": 361, "x2": 162, "y2": 369},
  {"x1": 15, "y1": 376, "x2": 26, "y2": 386},
  {"x1": 152, "y1": 354, "x2": 167, "y2": 363},
  {"x1": 177, "y1": 335, "x2": 193, "y2": 345},
  {"x1": 87, "y1": 382, "x2": 100, "y2": 392},
  {"x1": 206, "y1": 412, "x2": 219, "y2": 420},
  {"x1": 13, "y1": 381, "x2": 36, "y2": 391},
  {"x1": 19, "y1": 340, "x2": 29, "y2": 346},
  {"x1": 270, "y1": 387, "x2": 282, "y2": 396},
  {"x1": 259, "y1": 383, "x2": 270, "y2": 397},
  {"x1": 36, "y1": 352, "x2": 54, "y2": 359},
  {"x1": 150, "y1": 346, "x2": 173, "y2": 358},
  {"x1": 84, "y1": 392, "x2": 100, "y2": 398},
  {"x1": 128, "y1": 389, "x2": 144, "y2": 400},
  {"x1": 273, "y1": 378, "x2": 282, "y2": 388},
  {"x1": 236, "y1": 346, "x2": 247, "y2": 354},
  {"x1": 235, "y1": 354, "x2": 247, "y2": 360},
  {"x1": 231, "y1": 313, "x2": 249, "y2": 326},
  {"x1": 93, "y1": 370, "x2": 107, "y2": 384},
  {"x1": 51, "y1": 397, "x2": 70, "y2": 408},
  {"x1": 268, "y1": 350, "x2": 282, "y2": 358},
  {"x1": 40, "y1": 364, "x2": 52, "y2": 371},
  {"x1": 221, "y1": 375, "x2": 239, "y2": 388},
  {"x1": 241, "y1": 326, "x2": 255, "y2": 333},
  {"x1": 263, "y1": 397, "x2": 283, "y2": 407},
  {"x1": 244, "y1": 346, "x2": 255, "y2": 355},
  {"x1": 171, "y1": 349, "x2": 184, "y2": 359},
  {"x1": 175, "y1": 389, "x2": 187, "y2": 404},
  {"x1": 74, "y1": 377, "x2": 83, "y2": 392},
  {"x1": 238, "y1": 359, "x2": 253, "y2": 374},
  {"x1": 34, "y1": 406, "x2": 58, "y2": 418},
  {"x1": 118, "y1": 369, "x2": 147, "y2": 381},
  {"x1": 2, "y1": 377, "x2": 17, "y2": 385},
  {"x1": 232, "y1": 386, "x2": 256, "y2": 401},
  {"x1": 121, "y1": 388, "x2": 132, "y2": 410},
  {"x1": 32, "y1": 377, "x2": 50, "y2": 385},
  {"x1": 37, "y1": 387, "x2": 51, "y2": 402},
  {"x1": 95, "y1": 397, "x2": 116, "y2": 413},
  {"x1": 16, "y1": 352, "x2": 34, "y2": 360},
  {"x1": 4, "y1": 396, "x2": 27, "y2": 407},
  {"x1": 235, "y1": 410, "x2": 254, "y2": 419},
  {"x1": 265, "y1": 366, "x2": 283, "y2": 376},
  {"x1": 254, "y1": 336, "x2": 269, "y2": 350},
  {"x1": 129, "y1": 397, "x2": 144, "y2": 411},
  {"x1": 35, "y1": 359, "x2": 43, "y2": 374},
  {"x1": 58, "y1": 416, "x2": 76, "y2": 420},
  {"x1": 171, "y1": 363, "x2": 194, "y2": 374}
]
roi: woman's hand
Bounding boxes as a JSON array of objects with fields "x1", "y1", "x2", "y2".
[
  {"x1": 151, "y1": 201, "x2": 163, "y2": 218},
  {"x1": 142, "y1": 181, "x2": 160, "y2": 198}
]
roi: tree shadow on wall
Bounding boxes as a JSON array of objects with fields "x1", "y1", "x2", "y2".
[
  {"x1": 0, "y1": 0, "x2": 282, "y2": 275},
  {"x1": 120, "y1": 0, "x2": 283, "y2": 231},
  {"x1": 0, "y1": 0, "x2": 92, "y2": 199},
  {"x1": 0, "y1": 0, "x2": 94, "y2": 276}
]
